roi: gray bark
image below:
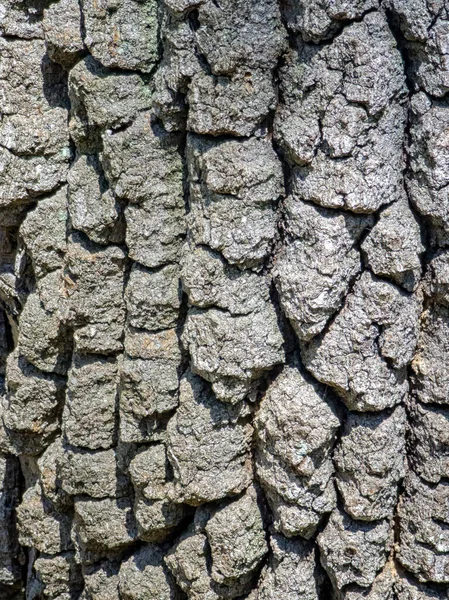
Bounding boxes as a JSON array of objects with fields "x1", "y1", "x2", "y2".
[{"x1": 0, "y1": 1, "x2": 448, "y2": 598}]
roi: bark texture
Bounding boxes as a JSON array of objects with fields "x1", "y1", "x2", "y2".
[{"x1": 0, "y1": 1, "x2": 448, "y2": 598}]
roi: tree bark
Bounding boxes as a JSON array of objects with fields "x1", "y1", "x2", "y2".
[{"x1": 0, "y1": 1, "x2": 448, "y2": 598}]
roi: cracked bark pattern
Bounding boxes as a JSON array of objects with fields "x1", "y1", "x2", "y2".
[{"x1": 0, "y1": 1, "x2": 448, "y2": 599}]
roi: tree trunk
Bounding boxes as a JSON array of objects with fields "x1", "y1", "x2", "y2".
[{"x1": 0, "y1": 1, "x2": 448, "y2": 598}]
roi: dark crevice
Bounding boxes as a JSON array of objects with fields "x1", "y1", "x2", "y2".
[
  {"x1": 77, "y1": 0, "x2": 87, "y2": 43},
  {"x1": 316, "y1": 545, "x2": 334, "y2": 600},
  {"x1": 3, "y1": 311, "x2": 15, "y2": 355},
  {"x1": 188, "y1": 8, "x2": 201, "y2": 32}
]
